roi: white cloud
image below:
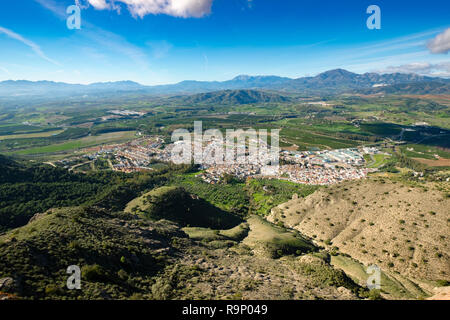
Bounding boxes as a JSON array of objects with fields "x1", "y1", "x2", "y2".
[
  {"x1": 378, "y1": 61, "x2": 450, "y2": 77},
  {"x1": 87, "y1": 0, "x2": 110, "y2": 10},
  {"x1": 427, "y1": 28, "x2": 450, "y2": 54},
  {"x1": 0, "y1": 25, "x2": 60, "y2": 65},
  {"x1": 85, "y1": 0, "x2": 213, "y2": 18}
]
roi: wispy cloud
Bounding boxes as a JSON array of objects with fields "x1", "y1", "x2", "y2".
[
  {"x1": 320, "y1": 28, "x2": 448, "y2": 75},
  {"x1": 427, "y1": 28, "x2": 450, "y2": 54},
  {"x1": 0, "y1": 25, "x2": 60, "y2": 66},
  {"x1": 34, "y1": 0, "x2": 65, "y2": 18},
  {"x1": 82, "y1": 0, "x2": 213, "y2": 18},
  {"x1": 347, "y1": 29, "x2": 441, "y2": 61},
  {"x1": 34, "y1": 0, "x2": 150, "y2": 69}
]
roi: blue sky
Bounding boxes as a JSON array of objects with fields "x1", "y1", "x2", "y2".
[{"x1": 0, "y1": 0, "x2": 449, "y2": 85}]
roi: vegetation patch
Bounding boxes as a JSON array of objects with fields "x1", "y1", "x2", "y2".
[
  {"x1": 135, "y1": 186, "x2": 242, "y2": 229},
  {"x1": 243, "y1": 216, "x2": 316, "y2": 258},
  {"x1": 247, "y1": 179, "x2": 318, "y2": 216}
]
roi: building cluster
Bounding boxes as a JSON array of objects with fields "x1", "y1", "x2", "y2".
[
  {"x1": 196, "y1": 146, "x2": 381, "y2": 185},
  {"x1": 108, "y1": 110, "x2": 146, "y2": 117},
  {"x1": 281, "y1": 147, "x2": 374, "y2": 167},
  {"x1": 199, "y1": 164, "x2": 262, "y2": 184},
  {"x1": 60, "y1": 134, "x2": 383, "y2": 185},
  {"x1": 74, "y1": 136, "x2": 165, "y2": 172},
  {"x1": 277, "y1": 165, "x2": 371, "y2": 185}
]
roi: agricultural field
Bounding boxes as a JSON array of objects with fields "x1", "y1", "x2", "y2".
[
  {"x1": 0, "y1": 93, "x2": 449, "y2": 161},
  {"x1": 364, "y1": 154, "x2": 391, "y2": 168},
  {"x1": 11, "y1": 131, "x2": 137, "y2": 156}
]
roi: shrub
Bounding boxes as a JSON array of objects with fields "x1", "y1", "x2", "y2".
[
  {"x1": 151, "y1": 278, "x2": 173, "y2": 300},
  {"x1": 436, "y1": 280, "x2": 450, "y2": 287},
  {"x1": 82, "y1": 264, "x2": 109, "y2": 282},
  {"x1": 368, "y1": 289, "x2": 383, "y2": 300},
  {"x1": 117, "y1": 269, "x2": 128, "y2": 280},
  {"x1": 45, "y1": 284, "x2": 63, "y2": 296}
]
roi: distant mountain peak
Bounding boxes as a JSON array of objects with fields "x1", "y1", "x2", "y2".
[
  {"x1": 317, "y1": 69, "x2": 357, "y2": 78},
  {"x1": 232, "y1": 75, "x2": 253, "y2": 81}
]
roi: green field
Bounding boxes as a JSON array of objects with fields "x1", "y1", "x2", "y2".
[
  {"x1": 365, "y1": 154, "x2": 391, "y2": 168},
  {"x1": 0, "y1": 129, "x2": 64, "y2": 140},
  {"x1": 243, "y1": 215, "x2": 316, "y2": 258},
  {"x1": 12, "y1": 131, "x2": 137, "y2": 155},
  {"x1": 400, "y1": 144, "x2": 450, "y2": 160}
]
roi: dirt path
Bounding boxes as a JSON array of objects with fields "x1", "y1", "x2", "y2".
[
  {"x1": 69, "y1": 161, "x2": 92, "y2": 172},
  {"x1": 43, "y1": 162, "x2": 56, "y2": 168}
]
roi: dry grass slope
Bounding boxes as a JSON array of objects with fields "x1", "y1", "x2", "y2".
[{"x1": 268, "y1": 177, "x2": 449, "y2": 297}]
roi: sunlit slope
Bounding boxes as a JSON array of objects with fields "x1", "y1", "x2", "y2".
[{"x1": 268, "y1": 177, "x2": 450, "y2": 290}]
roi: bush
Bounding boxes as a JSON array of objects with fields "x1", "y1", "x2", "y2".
[
  {"x1": 151, "y1": 278, "x2": 173, "y2": 300},
  {"x1": 82, "y1": 264, "x2": 110, "y2": 282},
  {"x1": 45, "y1": 284, "x2": 63, "y2": 296},
  {"x1": 117, "y1": 269, "x2": 128, "y2": 280},
  {"x1": 436, "y1": 280, "x2": 450, "y2": 287},
  {"x1": 368, "y1": 289, "x2": 383, "y2": 300}
]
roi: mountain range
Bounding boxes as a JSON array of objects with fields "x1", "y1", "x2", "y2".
[{"x1": 0, "y1": 69, "x2": 449, "y2": 98}]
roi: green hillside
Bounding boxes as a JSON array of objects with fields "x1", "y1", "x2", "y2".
[{"x1": 129, "y1": 186, "x2": 243, "y2": 229}]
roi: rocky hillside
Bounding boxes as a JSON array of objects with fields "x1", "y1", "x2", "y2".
[
  {"x1": 0, "y1": 185, "x2": 369, "y2": 300},
  {"x1": 0, "y1": 206, "x2": 185, "y2": 299}
]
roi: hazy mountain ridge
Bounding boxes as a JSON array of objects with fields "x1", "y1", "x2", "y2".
[
  {"x1": 0, "y1": 80, "x2": 145, "y2": 97},
  {"x1": 277, "y1": 69, "x2": 443, "y2": 92},
  {"x1": 1, "y1": 69, "x2": 448, "y2": 97}
]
